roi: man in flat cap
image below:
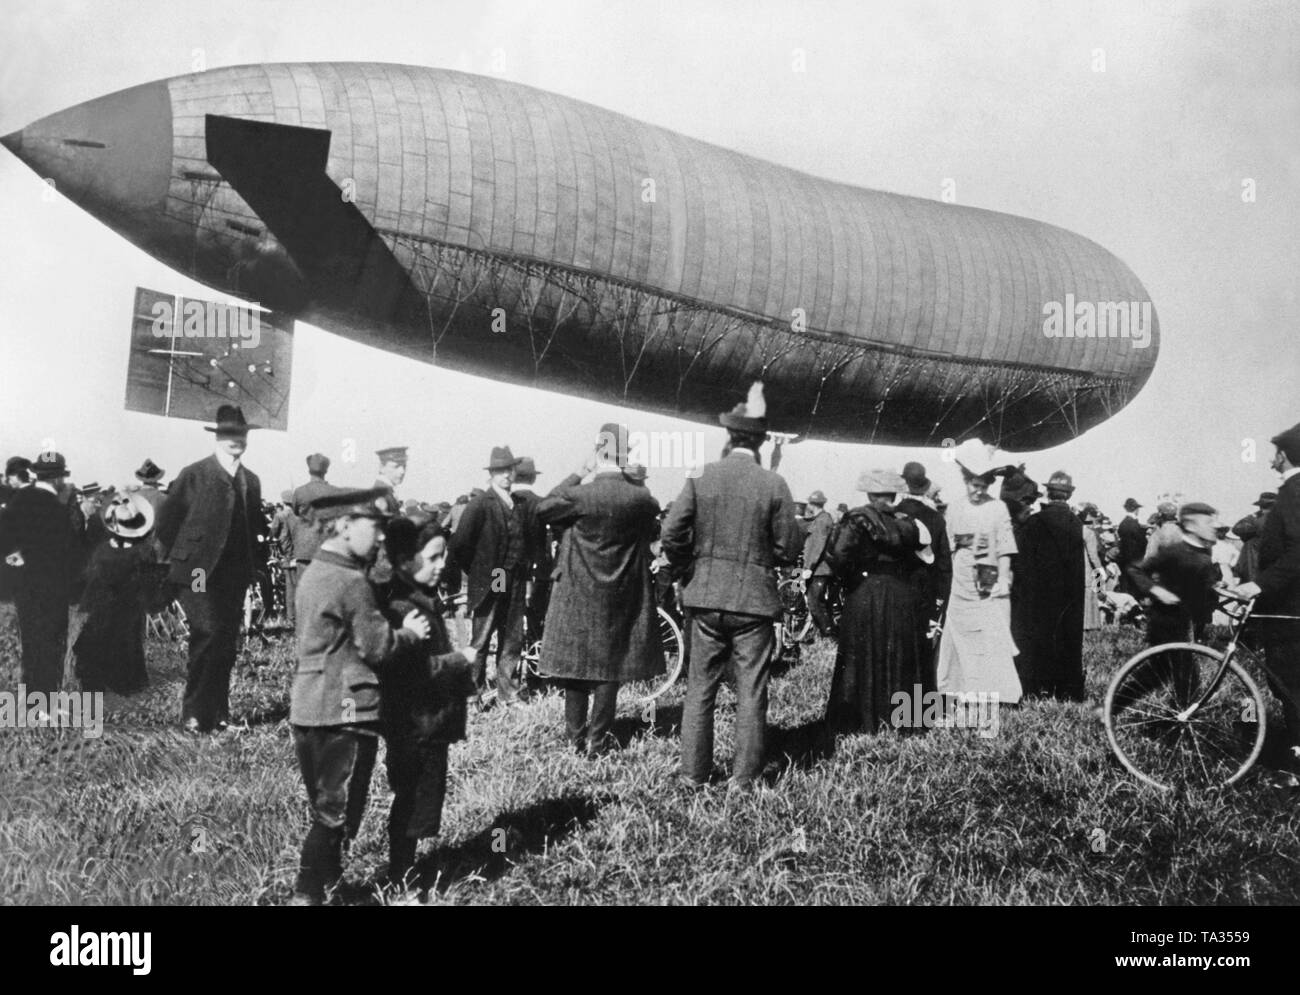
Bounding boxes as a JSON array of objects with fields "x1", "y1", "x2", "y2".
[
  {"x1": 800, "y1": 490, "x2": 837, "y2": 639},
  {"x1": 1235, "y1": 422, "x2": 1300, "y2": 773},
  {"x1": 1013, "y1": 470, "x2": 1087, "y2": 701},
  {"x1": 662, "y1": 383, "x2": 802, "y2": 789},
  {"x1": 374, "y1": 447, "x2": 409, "y2": 503},
  {"x1": 449, "y1": 446, "x2": 529, "y2": 703},
  {"x1": 0, "y1": 450, "x2": 85, "y2": 697},
  {"x1": 156, "y1": 405, "x2": 263, "y2": 733},
  {"x1": 289, "y1": 486, "x2": 431, "y2": 905}
]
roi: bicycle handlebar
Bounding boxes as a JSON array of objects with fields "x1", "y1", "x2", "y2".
[{"x1": 1213, "y1": 587, "x2": 1257, "y2": 605}]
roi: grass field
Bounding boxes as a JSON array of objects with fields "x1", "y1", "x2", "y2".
[{"x1": 3, "y1": 605, "x2": 1300, "y2": 906}]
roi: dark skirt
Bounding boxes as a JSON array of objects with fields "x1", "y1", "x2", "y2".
[
  {"x1": 824, "y1": 573, "x2": 924, "y2": 737},
  {"x1": 74, "y1": 543, "x2": 151, "y2": 695}
]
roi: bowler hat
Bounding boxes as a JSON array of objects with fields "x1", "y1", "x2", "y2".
[
  {"x1": 5, "y1": 456, "x2": 31, "y2": 478},
  {"x1": 101, "y1": 492, "x2": 154, "y2": 539},
  {"x1": 306, "y1": 453, "x2": 331, "y2": 475},
  {"x1": 1123, "y1": 497, "x2": 1142, "y2": 512},
  {"x1": 485, "y1": 446, "x2": 521, "y2": 472},
  {"x1": 204, "y1": 404, "x2": 259, "y2": 434},
  {"x1": 719, "y1": 381, "x2": 768, "y2": 435},
  {"x1": 32, "y1": 451, "x2": 68, "y2": 480},
  {"x1": 134, "y1": 458, "x2": 165, "y2": 482},
  {"x1": 807, "y1": 490, "x2": 827, "y2": 506},
  {"x1": 901, "y1": 461, "x2": 931, "y2": 492}
]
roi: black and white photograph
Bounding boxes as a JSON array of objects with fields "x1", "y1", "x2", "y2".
[{"x1": 0, "y1": 0, "x2": 1297, "y2": 941}]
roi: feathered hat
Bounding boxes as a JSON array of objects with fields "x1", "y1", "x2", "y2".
[{"x1": 719, "y1": 381, "x2": 768, "y2": 434}]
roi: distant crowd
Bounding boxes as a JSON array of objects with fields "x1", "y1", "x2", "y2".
[{"x1": 2, "y1": 395, "x2": 1298, "y2": 904}]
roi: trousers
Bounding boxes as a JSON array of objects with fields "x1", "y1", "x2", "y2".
[
  {"x1": 806, "y1": 576, "x2": 836, "y2": 636},
  {"x1": 292, "y1": 725, "x2": 379, "y2": 901},
  {"x1": 177, "y1": 568, "x2": 246, "y2": 729},
  {"x1": 14, "y1": 586, "x2": 69, "y2": 695},
  {"x1": 563, "y1": 679, "x2": 618, "y2": 755},
  {"x1": 680, "y1": 609, "x2": 775, "y2": 786},
  {"x1": 470, "y1": 572, "x2": 526, "y2": 700}
]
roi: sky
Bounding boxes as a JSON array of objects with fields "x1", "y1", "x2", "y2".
[{"x1": 1, "y1": 0, "x2": 1297, "y2": 521}]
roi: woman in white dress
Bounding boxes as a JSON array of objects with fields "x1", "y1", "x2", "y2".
[{"x1": 936, "y1": 443, "x2": 1023, "y2": 704}]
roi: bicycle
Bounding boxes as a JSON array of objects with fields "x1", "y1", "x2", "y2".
[
  {"x1": 777, "y1": 571, "x2": 813, "y2": 649},
  {"x1": 1102, "y1": 589, "x2": 1295, "y2": 791}
]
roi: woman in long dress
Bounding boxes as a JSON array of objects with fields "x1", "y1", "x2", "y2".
[
  {"x1": 936, "y1": 447, "x2": 1022, "y2": 704},
  {"x1": 824, "y1": 469, "x2": 932, "y2": 738},
  {"x1": 1080, "y1": 506, "x2": 1104, "y2": 631}
]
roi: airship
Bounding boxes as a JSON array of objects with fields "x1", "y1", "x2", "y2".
[{"x1": 1, "y1": 63, "x2": 1158, "y2": 450}]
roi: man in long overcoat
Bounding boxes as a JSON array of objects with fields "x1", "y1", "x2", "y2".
[
  {"x1": 536, "y1": 425, "x2": 664, "y2": 756},
  {"x1": 1014, "y1": 471, "x2": 1086, "y2": 701}
]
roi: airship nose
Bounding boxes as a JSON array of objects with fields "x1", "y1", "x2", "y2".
[{"x1": 2, "y1": 79, "x2": 171, "y2": 226}]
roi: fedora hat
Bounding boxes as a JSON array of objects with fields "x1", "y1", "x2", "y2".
[
  {"x1": 203, "y1": 404, "x2": 259, "y2": 434},
  {"x1": 1123, "y1": 497, "x2": 1142, "y2": 512},
  {"x1": 1255, "y1": 491, "x2": 1277, "y2": 508},
  {"x1": 719, "y1": 381, "x2": 768, "y2": 435},
  {"x1": 134, "y1": 458, "x2": 165, "y2": 482},
  {"x1": 515, "y1": 456, "x2": 540, "y2": 478},
  {"x1": 101, "y1": 492, "x2": 155, "y2": 539},
  {"x1": 485, "y1": 446, "x2": 521, "y2": 472}
]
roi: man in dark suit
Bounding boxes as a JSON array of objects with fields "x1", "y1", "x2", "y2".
[
  {"x1": 511, "y1": 457, "x2": 552, "y2": 645},
  {"x1": 896, "y1": 460, "x2": 952, "y2": 692},
  {"x1": 449, "y1": 446, "x2": 528, "y2": 703},
  {"x1": 0, "y1": 451, "x2": 84, "y2": 696},
  {"x1": 1235, "y1": 422, "x2": 1300, "y2": 770},
  {"x1": 661, "y1": 383, "x2": 802, "y2": 789},
  {"x1": 1116, "y1": 498, "x2": 1147, "y2": 595},
  {"x1": 155, "y1": 405, "x2": 263, "y2": 733}
]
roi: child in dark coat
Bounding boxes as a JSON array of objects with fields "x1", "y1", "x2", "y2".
[{"x1": 375, "y1": 517, "x2": 477, "y2": 890}]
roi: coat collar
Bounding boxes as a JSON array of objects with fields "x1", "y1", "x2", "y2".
[{"x1": 313, "y1": 547, "x2": 367, "y2": 572}]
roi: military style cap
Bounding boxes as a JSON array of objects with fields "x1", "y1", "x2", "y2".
[
  {"x1": 376, "y1": 446, "x2": 408, "y2": 465},
  {"x1": 309, "y1": 486, "x2": 394, "y2": 521}
]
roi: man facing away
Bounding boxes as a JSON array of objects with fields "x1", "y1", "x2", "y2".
[
  {"x1": 287, "y1": 453, "x2": 334, "y2": 627},
  {"x1": 155, "y1": 405, "x2": 263, "y2": 733},
  {"x1": 661, "y1": 382, "x2": 802, "y2": 790}
]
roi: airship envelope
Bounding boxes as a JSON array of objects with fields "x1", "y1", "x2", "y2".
[{"x1": 2, "y1": 63, "x2": 1159, "y2": 450}]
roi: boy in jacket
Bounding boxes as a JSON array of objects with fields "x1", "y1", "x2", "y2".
[{"x1": 289, "y1": 487, "x2": 430, "y2": 906}]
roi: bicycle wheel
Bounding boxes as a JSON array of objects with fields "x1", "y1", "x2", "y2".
[
  {"x1": 625, "y1": 606, "x2": 686, "y2": 703},
  {"x1": 1104, "y1": 642, "x2": 1266, "y2": 791},
  {"x1": 778, "y1": 579, "x2": 812, "y2": 648}
]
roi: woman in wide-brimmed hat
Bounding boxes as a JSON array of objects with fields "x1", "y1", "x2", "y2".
[
  {"x1": 823, "y1": 468, "x2": 934, "y2": 738},
  {"x1": 935, "y1": 441, "x2": 1023, "y2": 705},
  {"x1": 74, "y1": 492, "x2": 157, "y2": 695}
]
